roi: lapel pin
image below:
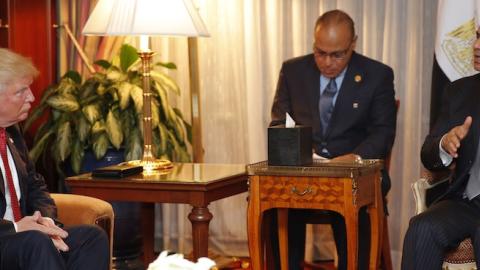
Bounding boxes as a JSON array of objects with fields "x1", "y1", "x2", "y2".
[
  {"x1": 354, "y1": 75, "x2": 362, "y2": 83},
  {"x1": 353, "y1": 102, "x2": 359, "y2": 108}
]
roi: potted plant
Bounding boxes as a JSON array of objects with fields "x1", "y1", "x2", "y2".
[{"x1": 24, "y1": 44, "x2": 192, "y2": 176}]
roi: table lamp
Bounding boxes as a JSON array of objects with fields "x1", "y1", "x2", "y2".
[{"x1": 82, "y1": 0, "x2": 209, "y2": 172}]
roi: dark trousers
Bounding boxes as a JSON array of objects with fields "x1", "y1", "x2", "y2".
[
  {"x1": 402, "y1": 197, "x2": 480, "y2": 270},
  {"x1": 270, "y1": 208, "x2": 371, "y2": 270},
  {"x1": 0, "y1": 224, "x2": 109, "y2": 270}
]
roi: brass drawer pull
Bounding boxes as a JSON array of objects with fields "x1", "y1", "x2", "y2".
[{"x1": 291, "y1": 186, "x2": 312, "y2": 196}]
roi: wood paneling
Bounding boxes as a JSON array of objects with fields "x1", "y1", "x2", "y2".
[
  {"x1": 5, "y1": 0, "x2": 57, "y2": 114},
  {"x1": 0, "y1": 0, "x2": 58, "y2": 191}
]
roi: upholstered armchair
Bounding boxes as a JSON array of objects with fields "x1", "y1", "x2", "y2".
[
  {"x1": 51, "y1": 193, "x2": 114, "y2": 267},
  {"x1": 412, "y1": 170, "x2": 476, "y2": 270}
]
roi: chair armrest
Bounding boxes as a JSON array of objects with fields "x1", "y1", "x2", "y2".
[
  {"x1": 51, "y1": 193, "x2": 114, "y2": 266},
  {"x1": 411, "y1": 177, "x2": 449, "y2": 214},
  {"x1": 51, "y1": 193, "x2": 113, "y2": 226}
]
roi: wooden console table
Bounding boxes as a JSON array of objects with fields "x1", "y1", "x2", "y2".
[
  {"x1": 247, "y1": 160, "x2": 384, "y2": 270},
  {"x1": 66, "y1": 163, "x2": 248, "y2": 265}
]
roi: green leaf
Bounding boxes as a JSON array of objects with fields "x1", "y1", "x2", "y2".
[
  {"x1": 152, "y1": 128, "x2": 161, "y2": 157},
  {"x1": 183, "y1": 120, "x2": 193, "y2": 143},
  {"x1": 92, "y1": 132, "x2": 109, "y2": 159},
  {"x1": 28, "y1": 130, "x2": 54, "y2": 162},
  {"x1": 24, "y1": 84, "x2": 59, "y2": 131},
  {"x1": 70, "y1": 138, "x2": 84, "y2": 174},
  {"x1": 38, "y1": 84, "x2": 59, "y2": 104},
  {"x1": 82, "y1": 103, "x2": 102, "y2": 124},
  {"x1": 117, "y1": 82, "x2": 132, "y2": 110},
  {"x1": 46, "y1": 94, "x2": 80, "y2": 112},
  {"x1": 106, "y1": 69, "x2": 126, "y2": 81},
  {"x1": 155, "y1": 62, "x2": 177, "y2": 69},
  {"x1": 76, "y1": 114, "x2": 91, "y2": 142},
  {"x1": 62, "y1": 70, "x2": 82, "y2": 84},
  {"x1": 33, "y1": 120, "x2": 53, "y2": 143},
  {"x1": 23, "y1": 103, "x2": 48, "y2": 133},
  {"x1": 91, "y1": 120, "x2": 106, "y2": 134},
  {"x1": 151, "y1": 70, "x2": 180, "y2": 95},
  {"x1": 155, "y1": 83, "x2": 176, "y2": 123},
  {"x1": 130, "y1": 84, "x2": 143, "y2": 113},
  {"x1": 79, "y1": 78, "x2": 98, "y2": 100},
  {"x1": 167, "y1": 129, "x2": 183, "y2": 161},
  {"x1": 151, "y1": 99, "x2": 160, "y2": 128},
  {"x1": 173, "y1": 116, "x2": 186, "y2": 143},
  {"x1": 106, "y1": 109, "x2": 123, "y2": 149},
  {"x1": 94, "y1": 59, "x2": 112, "y2": 70},
  {"x1": 55, "y1": 121, "x2": 72, "y2": 161},
  {"x1": 120, "y1": 107, "x2": 136, "y2": 132},
  {"x1": 120, "y1": 44, "x2": 139, "y2": 72},
  {"x1": 125, "y1": 128, "x2": 143, "y2": 161},
  {"x1": 157, "y1": 123, "x2": 168, "y2": 155}
]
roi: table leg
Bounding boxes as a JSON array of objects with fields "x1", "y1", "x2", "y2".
[
  {"x1": 344, "y1": 210, "x2": 359, "y2": 270},
  {"x1": 368, "y1": 176, "x2": 384, "y2": 270},
  {"x1": 247, "y1": 177, "x2": 264, "y2": 270},
  {"x1": 188, "y1": 206, "x2": 213, "y2": 260},
  {"x1": 277, "y1": 208, "x2": 289, "y2": 270},
  {"x1": 141, "y1": 203, "x2": 156, "y2": 266}
]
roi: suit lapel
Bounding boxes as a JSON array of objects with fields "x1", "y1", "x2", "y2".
[
  {"x1": 470, "y1": 78, "x2": 480, "y2": 160},
  {"x1": 325, "y1": 52, "x2": 365, "y2": 138},
  {"x1": 306, "y1": 56, "x2": 322, "y2": 136}
]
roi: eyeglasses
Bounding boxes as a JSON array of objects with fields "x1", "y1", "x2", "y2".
[{"x1": 313, "y1": 41, "x2": 354, "y2": 60}]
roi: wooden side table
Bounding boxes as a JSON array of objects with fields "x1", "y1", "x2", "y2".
[
  {"x1": 246, "y1": 160, "x2": 384, "y2": 270},
  {"x1": 66, "y1": 163, "x2": 248, "y2": 265}
]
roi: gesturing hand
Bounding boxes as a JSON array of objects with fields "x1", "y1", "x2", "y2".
[{"x1": 441, "y1": 116, "x2": 472, "y2": 158}]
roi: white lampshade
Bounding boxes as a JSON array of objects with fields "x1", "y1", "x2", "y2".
[{"x1": 82, "y1": 0, "x2": 209, "y2": 37}]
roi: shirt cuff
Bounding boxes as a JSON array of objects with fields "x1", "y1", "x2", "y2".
[
  {"x1": 13, "y1": 222, "x2": 18, "y2": 232},
  {"x1": 439, "y1": 135, "x2": 453, "y2": 166}
]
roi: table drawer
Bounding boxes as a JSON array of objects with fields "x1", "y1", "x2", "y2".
[{"x1": 259, "y1": 176, "x2": 345, "y2": 204}]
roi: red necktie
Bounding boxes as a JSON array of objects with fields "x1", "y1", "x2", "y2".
[{"x1": 0, "y1": 128, "x2": 22, "y2": 222}]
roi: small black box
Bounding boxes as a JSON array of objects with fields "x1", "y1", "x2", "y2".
[
  {"x1": 268, "y1": 125, "x2": 313, "y2": 166},
  {"x1": 92, "y1": 163, "x2": 143, "y2": 178}
]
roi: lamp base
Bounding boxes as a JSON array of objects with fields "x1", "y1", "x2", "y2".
[{"x1": 127, "y1": 159, "x2": 173, "y2": 173}]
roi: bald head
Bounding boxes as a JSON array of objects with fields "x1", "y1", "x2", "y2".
[{"x1": 315, "y1": 9, "x2": 355, "y2": 40}]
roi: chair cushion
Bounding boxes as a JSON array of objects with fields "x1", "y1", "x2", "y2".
[{"x1": 444, "y1": 238, "x2": 475, "y2": 264}]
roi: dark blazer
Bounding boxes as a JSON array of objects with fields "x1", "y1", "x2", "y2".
[
  {"x1": 0, "y1": 125, "x2": 56, "y2": 237},
  {"x1": 421, "y1": 73, "x2": 480, "y2": 201},
  {"x1": 271, "y1": 52, "x2": 397, "y2": 193}
]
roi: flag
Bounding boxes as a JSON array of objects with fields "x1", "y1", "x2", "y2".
[{"x1": 430, "y1": 0, "x2": 480, "y2": 128}]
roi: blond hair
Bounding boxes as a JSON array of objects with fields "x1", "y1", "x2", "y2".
[{"x1": 0, "y1": 48, "x2": 39, "y2": 91}]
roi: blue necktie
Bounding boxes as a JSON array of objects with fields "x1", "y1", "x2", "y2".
[{"x1": 319, "y1": 78, "x2": 338, "y2": 135}]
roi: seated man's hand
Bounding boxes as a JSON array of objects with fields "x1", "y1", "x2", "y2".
[
  {"x1": 16, "y1": 211, "x2": 69, "y2": 251},
  {"x1": 37, "y1": 214, "x2": 69, "y2": 252},
  {"x1": 441, "y1": 116, "x2": 472, "y2": 158}
]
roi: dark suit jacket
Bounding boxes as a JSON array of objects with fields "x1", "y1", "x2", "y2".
[
  {"x1": 421, "y1": 73, "x2": 480, "y2": 201},
  {"x1": 0, "y1": 125, "x2": 57, "y2": 237},
  {"x1": 271, "y1": 52, "x2": 397, "y2": 193}
]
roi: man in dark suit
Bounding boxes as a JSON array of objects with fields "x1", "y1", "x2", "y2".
[
  {"x1": 401, "y1": 31, "x2": 480, "y2": 270},
  {"x1": 270, "y1": 9, "x2": 397, "y2": 270},
  {"x1": 0, "y1": 48, "x2": 109, "y2": 269}
]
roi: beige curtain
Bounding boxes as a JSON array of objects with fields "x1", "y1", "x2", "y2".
[
  {"x1": 59, "y1": 0, "x2": 437, "y2": 268},
  {"x1": 148, "y1": 0, "x2": 437, "y2": 268}
]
